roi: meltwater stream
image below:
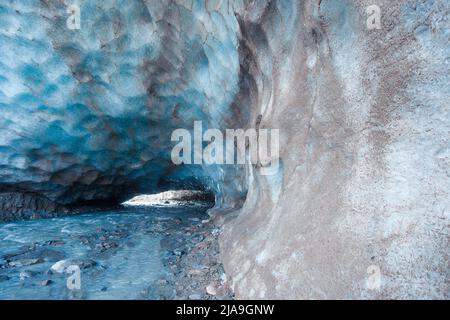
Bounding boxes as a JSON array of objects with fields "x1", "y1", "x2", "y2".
[{"x1": 0, "y1": 205, "x2": 210, "y2": 300}]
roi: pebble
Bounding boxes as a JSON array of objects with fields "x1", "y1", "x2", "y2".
[
  {"x1": 188, "y1": 269, "x2": 203, "y2": 276},
  {"x1": 206, "y1": 283, "x2": 217, "y2": 296},
  {"x1": 188, "y1": 293, "x2": 202, "y2": 300},
  {"x1": 100, "y1": 241, "x2": 118, "y2": 250},
  {"x1": 173, "y1": 249, "x2": 185, "y2": 256},
  {"x1": 46, "y1": 240, "x2": 65, "y2": 246},
  {"x1": 157, "y1": 279, "x2": 168, "y2": 285}
]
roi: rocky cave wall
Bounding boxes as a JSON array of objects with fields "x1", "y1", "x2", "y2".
[{"x1": 220, "y1": 0, "x2": 449, "y2": 299}]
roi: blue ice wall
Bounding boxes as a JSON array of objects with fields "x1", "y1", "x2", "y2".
[{"x1": 0, "y1": 0, "x2": 246, "y2": 205}]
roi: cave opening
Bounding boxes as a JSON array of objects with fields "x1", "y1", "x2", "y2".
[{"x1": 121, "y1": 189, "x2": 216, "y2": 208}]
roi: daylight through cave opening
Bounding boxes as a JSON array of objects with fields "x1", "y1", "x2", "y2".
[{"x1": 122, "y1": 190, "x2": 216, "y2": 207}]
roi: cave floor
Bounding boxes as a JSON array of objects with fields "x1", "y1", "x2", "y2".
[{"x1": 0, "y1": 205, "x2": 233, "y2": 300}]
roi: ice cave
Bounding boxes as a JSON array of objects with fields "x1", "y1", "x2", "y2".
[{"x1": 0, "y1": 0, "x2": 448, "y2": 300}]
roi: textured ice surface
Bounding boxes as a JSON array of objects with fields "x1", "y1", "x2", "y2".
[{"x1": 0, "y1": 0, "x2": 246, "y2": 208}]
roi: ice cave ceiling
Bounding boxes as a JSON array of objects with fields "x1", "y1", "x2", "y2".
[{"x1": 0, "y1": 0, "x2": 254, "y2": 210}]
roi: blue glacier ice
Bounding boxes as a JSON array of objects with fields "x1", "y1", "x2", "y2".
[{"x1": 0, "y1": 0, "x2": 248, "y2": 216}]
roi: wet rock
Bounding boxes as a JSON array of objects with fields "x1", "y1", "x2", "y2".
[
  {"x1": 97, "y1": 241, "x2": 119, "y2": 252},
  {"x1": 71, "y1": 259, "x2": 97, "y2": 270},
  {"x1": 0, "y1": 275, "x2": 9, "y2": 282},
  {"x1": 206, "y1": 284, "x2": 217, "y2": 296},
  {"x1": 188, "y1": 269, "x2": 203, "y2": 276},
  {"x1": 51, "y1": 259, "x2": 97, "y2": 273},
  {"x1": 188, "y1": 293, "x2": 202, "y2": 300},
  {"x1": 0, "y1": 193, "x2": 66, "y2": 222},
  {"x1": 46, "y1": 240, "x2": 65, "y2": 246},
  {"x1": 5, "y1": 248, "x2": 64, "y2": 264},
  {"x1": 157, "y1": 279, "x2": 168, "y2": 285},
  {"x1": 19, "y1": 270, "x2": 39, "y2": 280},
  {"x1": 3, "y1": 247, "x2": 34, "y2": 261},
  {"x1": 173, "y1": 249, "x2": 185, "y2": 257},
  {"x1": 8, "y1": 258, "x2": 43, "y2": 268}
]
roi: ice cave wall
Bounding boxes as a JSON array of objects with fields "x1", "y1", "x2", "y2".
[{"x1": 220, "y1": 0, "x2": 449, "y2": 299}]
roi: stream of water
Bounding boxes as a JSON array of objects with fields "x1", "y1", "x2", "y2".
[{"x1": 0, "y1": 205, "x2": 209, "y2": 300}]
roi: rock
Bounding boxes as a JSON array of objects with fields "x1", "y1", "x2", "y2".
[
  {"x1": 173, "y1": 249, "x2": 185, "y2": 256},
  {"x1": 0, "y1": 193, "x2": 65, "y2": 222},
  {"x1": 71, "y1": 259, "x2": 97, "y2": 270},
  {"x1": 97, "y1": 241, "x2": 119, "y2": 251},
  {"x1": 206, "y1": 284, "x2": 217, "y2": 296},
  {"x1": 40, "y1": 250, "x2": 66, "y2": 262},
  {"x1": 0, "y1": 275, "x2": 10, "y2": 282},
  {"x1": 5, "y1": 248, "x2": 64, "y2": 264},
  {"x1": 3, "y1": 246, "x2": 35, "y2": 260},
  {"x1": 51, "y1": 259, "x2": 97, "y2": 273},
  {"x1": 188, "y1": 269, "x2": 203, "y2": 276},
  {"x1": 19, "y1": 270, "x2": 38, "y2": 280},
  {"x1": 188, "y1": 293, "x2": 202, "y2": 300},
  {"x1": 46, "y1": 240, "x2": 65, "y2": 246},
  {"x1": 8, "y1": 258, "x2": 43, "y2": 268}
]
